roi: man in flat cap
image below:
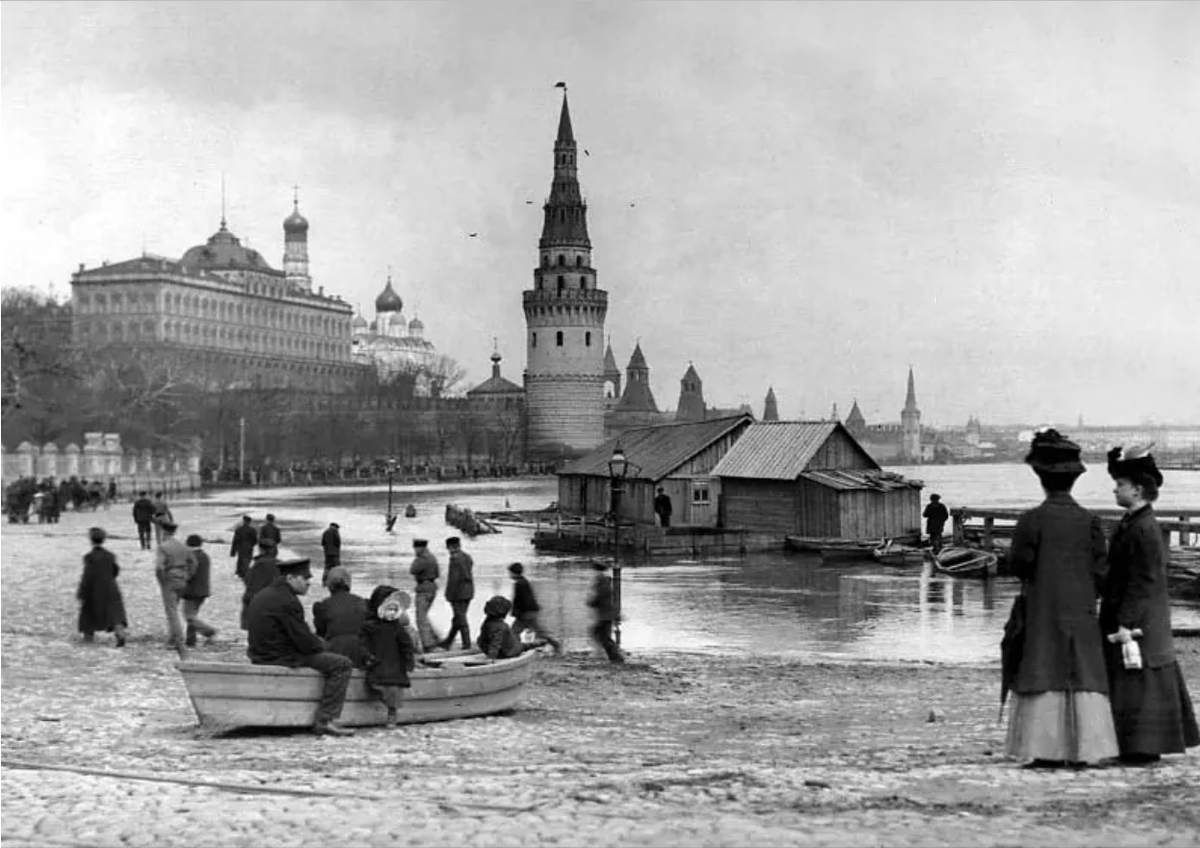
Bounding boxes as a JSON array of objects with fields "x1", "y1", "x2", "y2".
[
  {"x1": 229, "y1": 514, "x2": 258, "y2": 581},
  {"x1": 155, "y1": 520, "x2": 196, "y2": 657},
  {"x1": 409, "y1": 539, "x2": 443, "y2": 651},
  {"x1": 437, "y1": 537, "x2": 475, "y2": 651},
  {"x1": 246, "y1": 558, "x2": 355, "y2": 737}
]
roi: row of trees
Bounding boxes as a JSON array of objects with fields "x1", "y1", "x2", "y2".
[{"x1": 2, "y1": 287, "x2": 526, "y2": 474}]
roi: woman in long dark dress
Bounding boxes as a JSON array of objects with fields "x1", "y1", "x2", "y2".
[
  {"x1": 1102, "y1": 446, "x2": 1200, "y2": 765},
  {"x1": 77, "y1": 527, "x2": 127, "y2": 647},
  {"x1": 1004, "y1": 429, "x2": 1118, "y2": 768}
]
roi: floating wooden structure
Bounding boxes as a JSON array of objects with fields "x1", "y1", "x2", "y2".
[
  {"x1": 933, "y1": 546, "x2": 999, "y2": 579},
  {"x1": 444, "y1": 504, "x2": 500, "y2": 537},
  {"x1": 175, "y1": 651, "x2": 537, "y2": 729}
]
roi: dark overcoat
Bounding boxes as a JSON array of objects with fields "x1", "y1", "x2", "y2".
[
  {"x1": 511, "y1": 576, "x2": 540, "y2": 618},
  {"x1": 183, "y1": 549, "x2": 211, "y2": 600},
  {"x1": 1100, "y1": 505, "x2": 1177, "y2": 669},
  {"x1": 1008, "y1": 491, "x2": 1109, "y2": 695},
  {"x1": 246, "y1": 578, "x2": 323, "y2": 666},
  {"x1": 444, "y1": 550, "x2": 475, "y2": 602},
  {"x1": 588, "y1": 574, "x2": 616, "y2": 623},
  {"x1": 359, "y1": 617, "x2": 416, "y2": 687},
  {"x1": 241, "y1": 553, "x2": 279, "y2": 630},
  {"x1": 77, "y1": 546, "x2": 127, "y2": 633},
  {"x1": 321, "y1": 527, "x2": 341, "y2": 556},
  {"x1": 258, "y1": 521, "x2": 281, "y2": 547},
  {"x1": 313, "y1": 589, "x2": 368, "y2": 662}
]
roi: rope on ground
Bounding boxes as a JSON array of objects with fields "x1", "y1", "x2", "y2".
[{"x1": 0, "y1": 758, "x2": 386, "y2": 800}]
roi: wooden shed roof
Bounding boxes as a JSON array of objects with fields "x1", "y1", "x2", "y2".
[
  {"x1": 558, "y1": 414, "x2": 753, "y2": 482},
  {"x1": 800, "y1": 468, "x2": 923, "y2": 491},
  {"x1": 710, "y1": 421, "x2": 881, "y2": 480}
]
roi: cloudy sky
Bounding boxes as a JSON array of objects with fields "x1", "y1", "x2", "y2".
[{"x1": 3, "y1": 1, "x2": 1197, "y2": 426}]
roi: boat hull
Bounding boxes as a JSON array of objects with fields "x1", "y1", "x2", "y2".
[
  {"x1": 933, "y1": 547, "x2": 999, "y2": 579},
  {"x1": 176, "y1": 651, "x2": 537, "y2": 729}
]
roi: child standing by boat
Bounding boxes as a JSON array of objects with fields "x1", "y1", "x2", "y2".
[
  {"x1": 77, "y1": 527, "x2": 127, "y2": 647},
  {"x1": 359, "y1": 585, "x2": 417, "y2": 726}
]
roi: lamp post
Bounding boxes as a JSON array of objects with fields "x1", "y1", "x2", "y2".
[
  {"x1": 385, "y1": 457, "x2": 398, "y2": 531},
  {"x1": 607, "y1": 443, "x2": 632, "y2": 648}
]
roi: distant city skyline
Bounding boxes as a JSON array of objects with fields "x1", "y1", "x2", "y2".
[{"x1": 2, "y1": 2, "x2": 1198, "y2": 426}]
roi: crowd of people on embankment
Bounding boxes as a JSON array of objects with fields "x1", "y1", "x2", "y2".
[
  {"x1": 73, "y1": 501, "x2": 626, "y2": 736},
  {"x1": 5, "y1": 476, "x2": 117, "y2": 523}
]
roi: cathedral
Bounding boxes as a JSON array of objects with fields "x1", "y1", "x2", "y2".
[{"x1": 350, "y1": 273, "x2": 439, "y2": 390}]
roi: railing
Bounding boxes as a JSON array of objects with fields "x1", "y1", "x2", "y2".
[{"x1": 951, "y1": 507, "x2": 1198, "y2": 550}]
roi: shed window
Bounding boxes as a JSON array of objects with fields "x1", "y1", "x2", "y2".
[{"x1": 692, "y1": 481, "x2": 711, "y2": 505}]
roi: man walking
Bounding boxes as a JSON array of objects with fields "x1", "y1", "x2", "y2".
[
  {"x1": 509, "y1": 562, "x2": 562, "y2": 654},
  {"x1": 229, "y1": 515, "x2": 258, "y2": 581},
  {"x1": 923, "y1": 493, "x2": 950, "y2": 554},
  {"x1": 182, "y1": 534, "x2": 218, "y2": 647},
  {"x1": 151, "y1": 491, "x2": 173, "y2": 545},
  {"x1": 654, "y1": 487, "x2": 673, "y2": 528},
  {"x1": 155, "y1": 520, "x2": 195, "y2": 657},
  {"x1": 246, "y1": 558, "x2": 355, "y2": 737},
  {"x1": 259, "y1": 513, "x2": 282, "y2": 549},
  {"x1": 587, "y1": 561, "x2": 624, "y2": 664},
  {"x1": 132, "y1": 491, "x2": 155, "y2": 551},
  {"x1": 438, "y1": 537, "x2": 475, "y2": 651},
  {"x1": 409, "y1": 538, "x2": 442, "y2": 651},
  {"x1": 320, "y1": 522, "x2": 342, "y2": 585}
]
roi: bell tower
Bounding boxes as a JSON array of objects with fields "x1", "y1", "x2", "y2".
[
  {"x1": 523, "y1": 90, "x2": 607, "y2": 460},
  {"x1": 901, "y1": 367, "x2": 922, "y2": 462}
]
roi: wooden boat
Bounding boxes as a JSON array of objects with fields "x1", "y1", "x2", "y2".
[
  {"x1": 818, "y1": 540, "x2": 880, "y2": 561},
  {"x1": 175, "y1": 650, "x2": 537, "y2": 729},
  {"x1": 933, "y1": 546, "x2": 998, "y2": 579},
  {"x1": 872, "y1": 540, "x2": 928, "y2": 566}
]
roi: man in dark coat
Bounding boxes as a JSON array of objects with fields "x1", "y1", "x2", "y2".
[
  {"x1": 259, "y1": 513, "x2": 282, "y2": 548},
  {"x1": 509, "y1": 562, "x2": 562, "y2": 654},
  {"x1": 312, "y1": 566, "x2": 367, "y2": 663},
  {"x1": 1102, "y1": 446, "x2": 1200, "y2": 763},
  {"x1": 132, "y1": 491, "x2": 156, "y2": 551},
  {"x1": 246, "y1": 558, "x2": 354, "y2": 736},
  {"x1": 923, "y1": 493, "x2": 950, "y2": 553},
  {"x1": 587, "y1": 561, "x2": 623, "y2": 664},
  {"x1": 229, "y1": 515, "x2": 258, "y2": 581},
  {"x1": 409, "y1": 538, "x2": 442, "y2": 650},
  {"x1": 182, "y1": 534, "x2": 217, "y2": 647},
  {"x1": 77, "y1": 526, "x2": 127, "y2": 647},
  {"x1": 653, "y1": 487, "x2": 673, "y2": 528},
  {"x1": 437, "y1": 537, "x2": 475, "y2": 650},
  {"x1": 320, "y1": 522, "x2": 342, "y2": 584},
  {"x1": 241, "y1": 539, "x2": 279, "y2": 630}
]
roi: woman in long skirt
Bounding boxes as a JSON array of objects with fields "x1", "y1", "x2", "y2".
[
  {"x1": 77, "y1": 526, "x2": 128, "y2": 647},
  {"x1": 1005, "y1": 429, "x2": 1118, "y2": 768},
  {"x1": 1102, "y1": 446, "x2": 1200, "y2": 765}
]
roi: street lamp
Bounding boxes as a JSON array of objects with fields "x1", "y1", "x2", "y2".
[
  {"x1": 385, "y1": 457, "x2": 398, "y2": 531},
  {"x1": 607, "y1": 443, "x2": 633, "y2": 647}
]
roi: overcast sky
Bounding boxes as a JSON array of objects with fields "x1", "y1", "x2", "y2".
[{"x1": 2, "y1": 1, "x2": 1197, "y2": 427}]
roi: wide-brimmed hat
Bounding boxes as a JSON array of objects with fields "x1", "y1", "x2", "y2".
[
  {"x1": 1024, "y1": 428, "x2": 1086, "y2": 474},
  {"x1": 1107, "y1": 445, "x2": 1163, "y2": 487}
]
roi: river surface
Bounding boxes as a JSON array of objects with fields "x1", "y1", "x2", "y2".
[{"x1": 200, "y1": 465, "x2": 1200, "y2": 664}]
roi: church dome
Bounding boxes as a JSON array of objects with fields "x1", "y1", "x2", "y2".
[
  {"x1": 374, "y1": 278, "x2": 403, "y2": 313},
  {"x1": 283, "y1": 201, "x2": 308, "y2": 235},
  {"x1": 408, "y1": 316, "x2": 424, "y2": 331},
  {"x1": 352, "y1": 313, "x2": 368, "y2": 329}
]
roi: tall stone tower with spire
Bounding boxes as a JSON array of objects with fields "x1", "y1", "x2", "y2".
[
  {"x1": 676, "y1": 363, "x2": 706, "y2": 422},
  {"x1": 901, "y1": 367, "x2": 922, "y2": 462},
  {"x1": 282, "y1": 188, "x2": 311, "y2": 291},
  {"x1": 762, "y1": 387, "x2": 779, "y2": 422},
  {"x1": 523, "y1": 90, "x2": 607, "y2": 460}
]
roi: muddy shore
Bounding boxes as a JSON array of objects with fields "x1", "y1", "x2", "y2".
[{"x1": 3, "y1": 505, "x2": 1199, "y2": 846}]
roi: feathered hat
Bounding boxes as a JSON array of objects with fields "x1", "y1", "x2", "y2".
[
  {"x1": 1024, "y1": 427, "x2": 1085, "y2": 474},
  {"x1": 1107, "y1": 444, "x2": 1163, "y2": 487}
]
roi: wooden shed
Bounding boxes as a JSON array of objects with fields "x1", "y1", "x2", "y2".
[
  {"x1": 556, "y1": 415, "x2": 754, "y2": 526},
  {"x1": 710, "y1": 421, "x2": 923, "y2": 541}
]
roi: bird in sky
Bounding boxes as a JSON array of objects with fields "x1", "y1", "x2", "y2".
[
  {"x1": 524, "y1": 200, "x2": 534, "y2": 205},
  {"x1": 628, "y1": 202, "x2": 637, "y2": 208},
  {"x1": 467, "y1": 232, "x2": 480, "y2": 238},
  {"x1": 584, "y1": 149, "x2": 590, "y2": 157}
]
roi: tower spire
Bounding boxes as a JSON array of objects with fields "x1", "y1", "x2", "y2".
[{"x1": 220, "y1": 172, "x2": 227, "y2": 228}]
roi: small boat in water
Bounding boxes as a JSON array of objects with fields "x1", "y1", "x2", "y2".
[
  {"x1": 933, "y1": 546, "x2": 998, "y2": 579},
  {"x1": 872, "y1": 539, "x2": 928, "y2": 566},
  {"x1": 818, "y1": 540, "x2": 880, "y2": 561},
  {"x1": 175, "y1": 650, "x2": 537, "y2": 729}
]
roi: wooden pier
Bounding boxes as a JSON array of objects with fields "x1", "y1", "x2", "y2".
[
  {"x1": 951, "y1": 507, "x2": 1197, "y2": 550},
  {"x1": 528, "y1": 513, "x2": 785, "y2": 557}
]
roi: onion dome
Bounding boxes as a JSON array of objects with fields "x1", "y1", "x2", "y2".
[
  {"x1": 408, "y1": 316, "x2": 424, "y2": 331},
  {"x1": 352, "y1": 313, "x2": 368, "y2": 330},
  {"x1": 283, "y1": 199, "x2": 308, "y2": 235},
  {"x1": 374, "y1": 276, "x2": 403, "y2": 313}
]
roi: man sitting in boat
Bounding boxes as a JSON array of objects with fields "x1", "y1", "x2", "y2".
[
  {"x1": 476, "y1": 596, "x2": 522, "y2": 661},
  {"x1": 245, "y1": 558, "x2": 355, "y2": 737}
]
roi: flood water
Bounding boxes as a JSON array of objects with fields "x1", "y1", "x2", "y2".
[{"x1": 200, "y1": 465, "x2": 1200, "y2": 664}]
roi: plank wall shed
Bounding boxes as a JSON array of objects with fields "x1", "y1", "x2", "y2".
[
  {"x1": 710, "y1": 421, "x2": 923, "y2": 540},
  {"x1": 555, "y1": 415, "x2": 754, "y2": 526}
]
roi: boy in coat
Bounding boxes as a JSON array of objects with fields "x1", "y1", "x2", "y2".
[
  {"x1": 476, "y1": 596, "x2": 522, "y2": 661},
  {"x1": 359, "y1": 584, "x2": 417, "y2": 726},
  {"x1": 183, "y1": 534, "x2": 218, "y2": 647}
]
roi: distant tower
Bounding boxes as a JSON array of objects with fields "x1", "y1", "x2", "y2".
[
  {"x1": 676, "y1": 362, "x2": 706, "y2": 422},
  {"x1": 763, "y1": 387, "x2": 779, "y2": 422},
  {"x1": 830, "y1": 402, "x2": 839, "y2": 422},
  {"x1": 603, "y1": 339, "x2": 622, "y2": 399},
  {"x1": 523, "y1": 90, "x2": 607, "y2": 459},
  {"x1": 282, "y1": 188, "x2": 311, "y2": 290},
  {"x1": 845, "y1": 398, "x2": 866, "y2": 437},
  {"x1": 901, "y1": 367, "x2": 922, "y2": 462}
]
